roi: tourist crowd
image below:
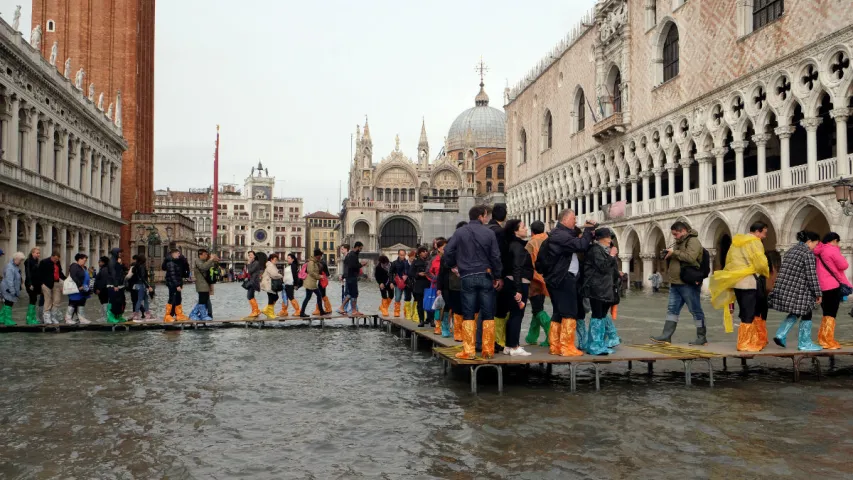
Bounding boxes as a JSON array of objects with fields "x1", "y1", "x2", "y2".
[{"x1": 0, "y1": 203, "x2": 847, "y2": 357}]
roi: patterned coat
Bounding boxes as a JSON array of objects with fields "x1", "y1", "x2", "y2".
[{"x1": 769, "y1": 243, "x2": 821, "y2": 316}]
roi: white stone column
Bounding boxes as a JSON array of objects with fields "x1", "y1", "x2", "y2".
[
  {"x1": 753, "y1": 134, "x2": 770, "y2": 191},
  {"x1": 69, "y1": 228, "x2": 79, "y2": 259},
  {"x1": 5, "y1": 96, "x2": 20, "y2": 164},
  {"x1": 104, "y1": 162, "x2": 112, "y2": 203},
  {"x1": 620, "y1": 180, "x2": 627, "y2": 204},
  {"x1": 28, "y1": 217, "x2": 37, "y2": 252},
  {"x1": 610, "y1": 185, "x2": 617, "y2": 206},
  {"x1": 713, "y1": 147, "x2": 728, "y2": 199},
  {"x1": 696, "y1": 153, "x2": 710, "y2": 202},
  {"x1": 6, "y1": 214, "x2": 18, "y2": 267},
  {"x1": 19, "y1": 106, "x2": 32, "y2": 169},
  {"x1": 584, "y1": 193, "x2": 591, "y2": 216},
  {"x1": 831, "y1": 108, "x2": 850, "y2": 177},
  {"x1": 82, "y1": 146, "x2": 92, "y2": 194},
  {"x1": 83, "y1": 231, "x2": 91, "y2": 262},
  {"x1": 58, "y1": 130, "x2": 68, "y2": 184},
  {"x1": 619, "y1": 254, "x2": 631, "y2": 279},
  {"x1": 593, "y1": 188, "x2": 600, "y2": 214},
  {"x1": 92, "y1": 154, "x2": 101, "y2": 199},
  {"x1": 630, "y1": 176, "x2": 638, "y2": 210},
  {"x1": 641, "y1": 172, "x2": 650, "y2": 212},
  {"x1": 44, "y1": 222, "x2": 54, "y2": 255},
  {"x1": 802, "y1": 117, "x2": 822, "y2": 182},
  {"x1": 59, "y1": 226, "x2": 67, "y2": 263},
  {"x1": 680, "y1": 161, "x2": 691, "y2": 202},
  {"x1": 642, "y1": 254, "x2": 655, "y2": 290},
  {"x1": 653, "y1": 169, "x2": 663, "y2": 210},
  {"x1": 731, "y1": 141, "x2": 747, "y2": 195},
  {"x1": 776, "y1": 126, "x2": 794, "y2": 188},
  {"x1": 112, "y1": 165, "x2": 121, "y2": 206},
  {"x1": 666, "y1": 164, "x2": 676, "y2": 199}
]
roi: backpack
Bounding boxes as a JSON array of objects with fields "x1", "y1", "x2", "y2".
[
  {"x1": 698, "y1": 248, "x2": 711, "y2": 279},
  {"x1": 680, "y1": 240, "x2": 710, "y2": 285},
  {"x1": 206, "y1": 266, "x2": 221, "y2": 285},
  {"x1": 297, "y1": 262, "x2": 309, "y2": 280},
  {"x1": 534, "y1": 238, "x2": 553, "y2": 276}
]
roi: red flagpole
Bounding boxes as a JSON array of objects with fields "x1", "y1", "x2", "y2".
[{"x1": 212, "y1": 125, "x2": 220, "y2": 253}]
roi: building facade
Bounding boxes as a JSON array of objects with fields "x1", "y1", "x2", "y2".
[
  {"x1": 342, "y1": 81, "x2": 506, "y2": 259},
  {"x1": 214, "y1": 163, "x2": 304, "y2": 272},
  {"x1": 0, "y1": 17, "x2": 125, "y2": 272},
  {"x1": 129, "y1": 212, "x2": 200, "y2": 282},
  {"x1": 305, "y1": 211, "x2": 340, "y2": 265},
  {"x1": 32, "y1": 0, "x2": 156, "y2": 258},
  {"x1": 505, "y1": 0, "x2": 853, "y2": 287},
  {"x1": 153, "y1": 188, "x2": 214, "y2": 248}
]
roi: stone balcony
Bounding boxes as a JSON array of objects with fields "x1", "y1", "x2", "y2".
[{"x1": 592, "y1": 112, "x2": 627, "y2": 141}]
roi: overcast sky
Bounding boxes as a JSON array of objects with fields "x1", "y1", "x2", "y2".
[{"x1": 3, "y1": 0, "x2": 597, "y2": 213}]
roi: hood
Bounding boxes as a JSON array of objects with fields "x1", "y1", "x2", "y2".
[
  {"x1": 110, "y1": 248, "x2": 122, "y2": 261},
  {"x1": 731, "y1": 233, "x2": 760, "y2": 248},
  {"x1": 677, "y1": 229, "x2": 699, "y2": 244},
  {"x1": 813, "y1": 242, "x2": 835, "y2": 257}
]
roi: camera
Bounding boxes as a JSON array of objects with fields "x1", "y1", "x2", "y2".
[{"x1": 659, "y1": 249, "x2": 669, "y2": 260}]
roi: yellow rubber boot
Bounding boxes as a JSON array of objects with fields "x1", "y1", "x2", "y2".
[{"x1": 262, "y1": 304, "x2": 277, "y2": 319}]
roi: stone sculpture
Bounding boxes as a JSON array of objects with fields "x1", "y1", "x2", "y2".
[
  {"x1": 74, "y1": 68, "x2": 85, "y2": 90},
  {"x1": 64, "y1": 58, "x2": 71, "y2": 78},
  {"x1": 12, "y1": 5, "x2": 20, "y2": 31},
  {"x1": 30, "y1": 25, "x2": 42, "y2": 49},
  {"x1": 88, "y1": 83, "x2": 95, "y2": 101},
  {"x1": 49, "y1": 41, "x2": 58, "y2": 66},
  {"x1": 97, "y1": 92, "x2": 104, "y2": 110}
]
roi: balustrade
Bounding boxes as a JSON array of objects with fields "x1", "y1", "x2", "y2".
[
  {"x1": 791, "y1": 164, "x2": 808, "y2": 186},
  {"x1": 743, "y1": 176, "x2": 758, "y2": 195},
  {"x1": 766, "y1": 171, "x2": 781, "y2": 191},
  {"x1": 817, "y1": 158, "x2": 837, "y2": 181}
]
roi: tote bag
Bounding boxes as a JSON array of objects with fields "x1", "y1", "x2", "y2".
[{"x1": 62, "y1": 277, "x2": 79, "y2": 295}]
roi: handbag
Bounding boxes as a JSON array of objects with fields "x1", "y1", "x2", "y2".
[
  {"x1": 817, "y1": 256, "x2": 853, "y2": 297},
  {"x1": 62, "y1": 276, "x2": 79, "y2": 295},
  {"x1": 241, "y1": 278, "x2": 252, "y2": 290},
  {"x1": 423, "y1": 287, "x2": 437, "y2": 311},
  {"x1": 271, "y1": 278, "x2": 284, "y2": 292},
  {"x1": 319, "y1": 273, "x2": 329, "y2": 289}
]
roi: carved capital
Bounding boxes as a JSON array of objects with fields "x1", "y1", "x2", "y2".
[
  {"x1": 665, "y1": 163, "x2": 679, "y2": 172},
  {"x1": 830, "y1": 108, "x2": 853, "y2": 121},
  {"x1": 712, "y1": 147, "x2": 729, "y2": 158},
  {"x1": 751, "y1": 133, "x2": 771, "y2": 146},
  {"x1": 800, "y1": 117, "x2": 823, "y2": 131},
  {"x1": 730, "y1": 140, "x2": 749, "y2": 153},
  {"x1": 640, "y1": 171, "x2": 653, "y2": 179},
  {"x1": 775, "y1": 125, "x2": 796, "y2": 139},
  {"x1": 695, "y1": 151, "x2": 713, "y2": 163}
]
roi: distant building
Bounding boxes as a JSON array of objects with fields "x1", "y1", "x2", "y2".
[
  {"x1": 153, "y1": 188, "x2": 213, "y2": 248},
  {"x1": 0, "y1": 17, "x2": 125, "y2": 273},
  {"x1": 305, "y1": 211, "x2": 341, "y2": 265}
]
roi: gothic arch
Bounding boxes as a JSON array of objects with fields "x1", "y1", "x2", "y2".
[
  {"x1": 373, "y1": 161, "x2": 419, "y2": 188},
  {"x1": 643, "y1": 221, "x2": 668, "y2": 255},
  {"x1": 700, "y1": 211, "x2": 734, "y2": 248},
  {"x1": 378, "y1": 215, "x2": 421, "y2": 249},
  {"x1": 782, "y1": 197, "x2": 833, "y2": 243},
  {"x1": 651, "y1": 17, "x2": 680, "y2": 86},
  {"x1": 621, "y1": 224, "x2": 640, "y2": 254},
  {"x1": 429, "y1": 164, "x2": 463, "y2": 186},
  {"x1": 572, "y1": 85, "x2": 587, "y2": 133}
]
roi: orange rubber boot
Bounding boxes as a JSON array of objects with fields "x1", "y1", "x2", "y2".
[
  {"x1": 455, "y1": 319, "x2": 477, "y2": 359},
  {"x1": 481, "y1": 320, "x2": 496, "y2": 359},
  {"x1": 242, "y1": 298, "x2": 260, "y2": 320},
  {"x1": 164, "y1": 304, "x2": 175, "y2": 323},
  {"x1": 380, "y1": 298, "x2": 390, "y2": 316},
  {"x1": 548, "y1": 320, "x2": 562, "y2": 355},
  {"x1": 277, "y1": 301, "x2": 289, "y2": 318},
  {"x1": 818, "y1": 316, "x2": 842, "y2": 350},
  {"x1": 290, "y1": 299, "x2": 301, "y2": 317},
  {"x1": 453, "y1": 313, "x2": 463, "y2": 341},
  {"x1": 323, "y1": 297, "x2": 333, "y2": 314},
  {"x1": 434, "y1": 317, "x2": 442, "y2": 335},
  {"x1": 754, "y1": 316, "x2": 768, "y2": 349},
  {"x1": 394, "y1": 301, "x2": 401, "y2": 317},
  {"x1": 559, "y1": 318, "x2": 584, "y2": 357},
  {"x1": 175, "y1": 304, "x2": 189, "y2": 321},
  {"x1": 737, "y1": 321, "x2": 762, "y2": 352}
]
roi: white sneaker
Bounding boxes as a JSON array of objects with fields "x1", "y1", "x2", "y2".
[
  {"x1": 510, "y1": 347, "x2": 532, "y2": 357},
  {"x1": 77, "y1": 316, "x2": 92, "y2": 325},
  {"x1": 64, "y1": 316, "x2": 76, "y2": 324},
  {"x1": 502, "y1": 347, "x2": 513, "y2": 355}
]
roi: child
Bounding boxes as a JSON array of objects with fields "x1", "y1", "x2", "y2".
[{"x1": 162, "y1": 249, "x2": 188, "y2": 322}]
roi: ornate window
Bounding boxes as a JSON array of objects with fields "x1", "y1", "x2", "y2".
[
  {"x1": 520, "y1": 129, "x2": 528, "y2": 163},
  {"x1": 497, "y1": 164, "x2": 505, "y2": 179},
  {"x1": 498, "y1": 182, "x2": 504, "y2": 193},
  {"x1": 544, "y1": 110, "x2": 553, "y2": 149},
  {"x1": 486, "y1": 166, "x2": 493, "y2": 179},
  {"x1": 47, "y1": 20, "x2": 55, "y2": 32},
  {"x1": 663, "y1": 25, "x2": 679, "y2": 82},
  {"x1": 753, "y1": 0, "x2": 784, "y2": 30},
  {"x1": 457, "y1": 152, "x2": 463, "y2": 162},
  {"x1": 576, "y1": 89, "x2": 586, "y2": 132},
  {"x1": 613, "y1": 71, "x2": 622, "y2": 113},
  {"x1": 486, "y1": 181, "x2": 493, "y2": 193},
  {"x1": 380, "y1": 218, "x2": 417, "y2": 248}
]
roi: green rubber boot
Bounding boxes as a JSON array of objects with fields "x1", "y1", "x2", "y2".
[
  {"x1": 524, "y1": 312, "x2": 542, "y2": 345},
  {"x1": 26, "y1": 304, "x2": 39, "y2": 325},
  {"x1": 1, "y1": 305, "x2": 15, "y2": 326},
  {"x1": 538, "y1": 311, "x2": 552, "y2": 347},
  {"x1": 106, "y1": 310, "x2": 125, "y2": 324}
]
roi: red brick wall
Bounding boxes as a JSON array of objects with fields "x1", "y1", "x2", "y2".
[{"x1": 32, "y1": 0, "x2": 155, "y2": 258}]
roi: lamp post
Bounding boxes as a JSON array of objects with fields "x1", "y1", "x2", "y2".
[{"x1": 833, "y1": 177, "x2": 853, "y2": 216}]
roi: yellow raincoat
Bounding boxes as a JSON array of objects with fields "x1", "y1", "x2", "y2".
[{"x1": 708, "y1": 234, "x2": 770, "y2": 333}]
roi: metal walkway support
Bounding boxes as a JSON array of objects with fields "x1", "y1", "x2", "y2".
[{"x1": 470, "y1": 364, "x2": 503, "y2": 394}]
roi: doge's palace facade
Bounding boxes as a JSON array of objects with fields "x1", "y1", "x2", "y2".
[
  {"x1": 506, "y1": 0, "x2": 853, "y2": 288},
  {"x1": 0, "y1": 17, "x2": 125, "y2": 272}
]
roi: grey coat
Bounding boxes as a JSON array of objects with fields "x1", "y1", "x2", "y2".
[
  {"x1": 769, "y1": 243, "x2": 821, "y2": 316},
  {"x1": 1, "y1": 261, "x2": 22, "y2": 303},
  {"x1": 194, "y1": 259, "x2": 218, "y2": 293}
]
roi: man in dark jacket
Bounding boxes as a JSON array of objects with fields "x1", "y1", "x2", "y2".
[
  {"x1": 23, "y1": 247, "x2": 41, "y2": 325},
  {"x1": 94, "y1": 256, "x2": 111, "y2": 319},
  {"x1": 338, "y1": 241, "x2": 366, "y2": 315},
  {"x1": 389, "y1": 249, "x2": 411, "y2": 317},
  {"x1": 38, "y1": 251, "x2": 65, "y2": 324},
  {"x1": 544, "y1": 209, "x2": 595, "y2": 357},
  {"x1": 443, "y1": 205, "x2": 503, "y2": 359},
  {"x1": 105, "y1": 247, "x2": 126, "y2": 323},
  {"x1": 162, "y1": 249, "x2": 188, "y2": 321},
  {"x1": 487, "y1": 203, "x2": 510, "y2": 353}
]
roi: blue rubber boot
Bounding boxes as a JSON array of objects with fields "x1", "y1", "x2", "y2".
[
  {"x1": 576, "y1": 317, "x2": 589, "y2": 351},
  {"x1": 586, "y1": 318, "x2": 614, "y2": 355},
  {"x1": 603, "y1": 314, "x2": 621, "y2": 348},
  {"x1": 773, "y1": 314, "x2": 797, "y2": 348},
  {"x1": 440, "y1": 311, "x2": 451, "y2": 337},
  {"x1": 797, "y1": 319, "x2": 823, "y2": 352}
]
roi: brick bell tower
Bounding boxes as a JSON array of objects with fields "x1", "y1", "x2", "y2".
[{"x1": 31, "y1": 0, "x2": 156, "y2": 259}]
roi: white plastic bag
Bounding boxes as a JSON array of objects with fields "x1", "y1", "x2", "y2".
[
  {"x1": 62, "y1": 277, "x2": 79, "y2": 295},
  {"x1": 432, "y1": 294, "x2": 445, "y2": 311}
]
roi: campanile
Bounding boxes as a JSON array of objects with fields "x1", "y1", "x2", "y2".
[{"x1": 32, "y1": 0, "x2": 156, "y2": 256}]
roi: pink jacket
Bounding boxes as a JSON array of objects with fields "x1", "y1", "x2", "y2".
[{"x1": 814, "y1": 242, "x2": 851, "y2": 291}]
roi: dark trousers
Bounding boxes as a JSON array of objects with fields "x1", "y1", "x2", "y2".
[
  {"x1": 168, "y1": 285, "x2": 181, "y2": 316},
  {"x1": 734, "y1": 288, "x2": 757, "y2": 323},
  {"x1": 822, "y1": 287, "x2": 842, "y2": 318},
  {"x1": 98, "y1": 291, "x2": 109, "y2": 305},
  {"x1": 546, "y1": 274, "x2": 579, "y2": 322},
  {"x1": 69, "y1": 298, "x2": 86, "y2": 315},
  {"x1": 529, "y1": 294, "x2": 545, "y2": 315},
  {"x1": 130, "y1": 288, "x2": 139, "y2": 311},
  {"x1": 28, "y1": 289, "x2": 39, "y2": 305},
  {"x1": 448, "y1": 290, "x2": 462, "y2": 314},
  {"x1": 5, "y1": 300, "x2": 14, "y2": 307},
  {"x1": 301, "y1": 289, "x2": 325, "y2": 315},
  {"x1": 284, "y1": 285, "x2": 295, "y2": 301},
  {"x1": 589, "y1": 298, "x2": 611, "y2": 318},
  {"x1": 108, "y1": 289, "x2": 125, "y2": 316},
  {"x1": 198, "y1": 292, "x2": 210, "y2": 310},
  {"x1": 379, "y1": 285, "x2": 393, "y2": 299},
  {"x1": 267, "y1": 292, "x2": 279, "y2": 304},
  {"x1": 413, "y1": 291, "x2": 425, "y2": 324},
  {"x1": 506, "y1": 283, "x2": 529, "y2": 348}
]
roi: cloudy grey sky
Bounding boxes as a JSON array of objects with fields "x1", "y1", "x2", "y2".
[{"x1": 2, "y1": 0, "x2": 597, "y2": 213}]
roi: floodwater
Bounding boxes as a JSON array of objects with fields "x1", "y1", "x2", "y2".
[{"x1": 2, "y1": 280, "x2": 853, "y2": 479}]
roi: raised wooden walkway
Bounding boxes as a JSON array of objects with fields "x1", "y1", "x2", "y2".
[
  {"x1": 0, "y1": 313, "x2": 380, "y2": 333},
  {"x1": 378, "y1": 314, "x2": 853, "y2": 393}
]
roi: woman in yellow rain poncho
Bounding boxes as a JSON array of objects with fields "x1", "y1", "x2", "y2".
[{"x1": 708, "y1": 223, "x2": 770, "y2": 351}]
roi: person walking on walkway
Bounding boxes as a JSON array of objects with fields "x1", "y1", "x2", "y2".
[
  {"x1": 709, "y1": 222, "x2": 770, "y2": 352},
  {"x1": 503, "y1": 219, "x2": 533, "y2": 356},
  {"x1": 649, "y1": 271, "x2": 663, "y2": 293},
  {"x1": 242, "y1": 251, "x2": 263, "y2": 320},
  {"x1": 390, "y1": 249, "x2": 411, "y2": 318},
  {"x1": 651, "y1": 222, "x2": 706, "y2": 345},
  {"x1": 300, "y1": 249, "x2": 327, "y2": 318},
  {"x1": 23, "y1": 247, "x2": 41, "y2": 325},
  {"x1": 524, "y1": 220, "x2": 550, "y2": 346},
  {"x1": 191, "y1": 249, "x2": 219, "y2": 321},
  {"x1": 339, "y1": 242, "x2": 366, "y2": 316},
  {"x1": 769, "y1": 231, "x2": 823, "y2": 351},
  {"x1": 131, "y1": 255, "x2": 153, "y2": 321},
  {"x1": 429, "y1": 239, "x2": 448, "y2": 334},
  {"x1": 38, "y1": 251, "x2": 65, "y2": 324},
  {"x1": 581, "y1": 228, "x2": 621, "y2": 355},
  {"x1": 0, "y1": 252, "x2": 25, "y2": 326},
  {"x1": 260, "y1": 253, "x2": 284, "y2": 319},
  {"x1": 65, "y1": 253, "x2": 93, "y2": 324},
  {"x1": 277, "y1": 253, "x2": 301, "y2": 317},
  {"x1": 339, "y1": 244, "x2": 351, "y2": 314},
  {"x1": 487, "y1": 204, "x2": 509, "y2": 353},
  {"x1": 411, "y1": 247, "x2": 431, "y2": 327},
  {"x1": 375, "y1": 255, "x2": 393, "y2": 317},
  {"x1": 105, "y1": 248, "x2": 127, "y2": 324},
  {"x1": 541, "y1": 210, "x2": 595, "y2": 357},
  {"x1": 163, "y1": 249, "x2": 189, "y2": 322},
  {"x1": 94, "y1": 256, "x2": 110, "y2": 321},
  {"x1": 813, "y1": 232, "x2": 849, "y2": 350},
  {"x1": 444, "y1": 205, "x2": 503, "y2": 359},
  {"x1": 447, "y1": 221, "x2": 467, "y2": 341}
]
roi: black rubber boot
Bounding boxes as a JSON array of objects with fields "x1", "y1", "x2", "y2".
[
  {"x1": 689, "y1": 327, "x2": 707, "y2": 346},
  {"x1": 651, "y1": 320, "x2": 678, "y2": 343}
]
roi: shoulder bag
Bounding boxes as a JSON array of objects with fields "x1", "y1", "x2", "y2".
[{"x1": 817, "y1": 255, "x2": 853, "y2": 297}]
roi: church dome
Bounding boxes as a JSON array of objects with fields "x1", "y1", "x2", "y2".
[{"x1": 446, "y1": 83, "x2": 506, "y2": 151}]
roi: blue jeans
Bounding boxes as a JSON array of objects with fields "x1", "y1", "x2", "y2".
[
  {"x1": 462, "y1": 274, "x2": 495, "y2": 351},
  {"x1": 667, "y1": 284, "x2": 705, "y2": 327},
  {"x1": 134, "y1": 284, "x2": 149, "y2": 312},
  {"x1": 393, "y1": 286, "x2": 412, "y2": 302}
]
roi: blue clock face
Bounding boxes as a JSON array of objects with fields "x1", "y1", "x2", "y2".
[{"x1": 254, "y1": 229, "x2": 268, "y2": 243}]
